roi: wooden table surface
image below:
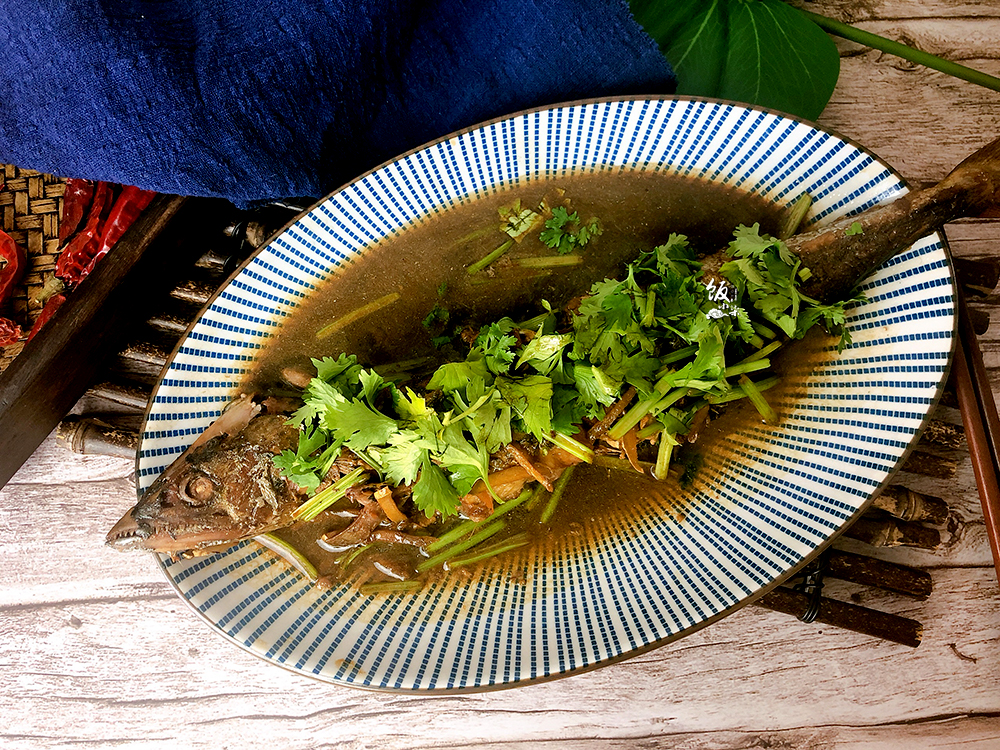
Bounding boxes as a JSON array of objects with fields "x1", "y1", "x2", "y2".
[{"x1": 2, "y1": 2, "x2": 999, "y2": 748}]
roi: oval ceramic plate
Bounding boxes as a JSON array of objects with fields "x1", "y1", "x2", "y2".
[{"x1": 136, "y1": 97, "x2": 954, "y2": 691}]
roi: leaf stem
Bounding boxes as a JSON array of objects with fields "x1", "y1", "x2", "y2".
[
  {"x1": 448, "y1": 533, "x2": 530, "y2": 568},
  {"x1": 738, "y1": 374, "x2": 777, "y2": 423},
  {"x1": 778, "y1": 192, "x2": 813, "y2": 240},
  {"x1": 255, "y1": 533, "x2": 319, "y2": 581},
  {"x1": 517, "y1": 255, "x2": 583, "y2": 268},
  {"x1": 425, "y1": 487, "x2": 533, "y2": 553},
  {"x1": 359, "y1": 580, "x2": 424, "y2": 595},
  {"x1": 293, "y1": 466, "x2": 367, "y2": 521},
  {"x1": 547, "y1": 431, "x2": 595, "y2": 463},
  {"x1": 417, "y1": 519, "x2": 506, "y2": 572},
  {"x1": 801, "y1": 9, "x2": 1000, "y2": 93},
  {"x1": 316, "y1": 292, "x2": 400, "y2": 339},
  {"x1": 540, "y1": 465, "x2": 575, "y2": 524},
  {"x1": 467, "y1": 240, "x2": 514, "y2": 275},
  {"x1": 653, "y1": 430, "x2": 679, "y2": 481}
]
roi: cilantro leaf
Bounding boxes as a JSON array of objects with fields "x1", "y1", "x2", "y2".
[
  {"x1": 516, "y1": 332, "x2": 572, "y2": 375},
  {"x1": 539, "y1": 206, "x2": 602, "y2": 255},
  {"x1": 357, "y1": 368, "x2": 386, "y2": 408},
  {"x1": 320, "y1": 397, "x2": 398, "y2": 452},
  {"x1": 379, "y1": 431, "x2": 430, "y2": 486},
  {"x1": 313, "y1": 353, "x2": 363, "y2": 394},
  {"x1": 428, "y1": 353, "x2": 490, "y2": 393},
  {"x1": 412, "y1": 456, "x2": 462, "y2": 517},
  {"x1": 438, "y1": 421, "x2": 493, "y2": 493},
  {"x1": 475, "y1": 318, "x2": 519, "y2": 375},
  {"x1": 496, "y1": 374, "x2": 553, "y2": 441},
  {"x1": 422, "y1": 302, "x2": 450, "y2": 328}
]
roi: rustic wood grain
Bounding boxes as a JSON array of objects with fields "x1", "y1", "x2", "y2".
[
  {"x1": 0, "y1": 568, "x2": 996, "y2": 749},
  {"x1": 1, "y1": 0, "x2": 999, "y2": 747}
]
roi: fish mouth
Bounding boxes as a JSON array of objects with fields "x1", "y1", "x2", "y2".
[{"x1": 105, "y1": 507, "x2": 238, "y2": 553}]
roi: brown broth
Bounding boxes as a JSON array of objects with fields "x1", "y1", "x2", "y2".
[
  {"x1": 246, "y1": 169, "x2": 793, "y2": 584},
  {"x1": 242, "y1": 171, "x2": 784, "y2": 392}
]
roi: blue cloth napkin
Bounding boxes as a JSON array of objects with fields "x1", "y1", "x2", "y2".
[{"x1": 0, "y1": 0, "x2": 674, "y2": 206}]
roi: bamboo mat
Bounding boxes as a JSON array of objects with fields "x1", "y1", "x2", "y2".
[{"x1": 0, "y1": 166, "x2": 66, "y2": 369}]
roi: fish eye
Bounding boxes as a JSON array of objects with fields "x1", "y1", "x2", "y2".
[{"x1": 179, "y1": 474, "x2": 216, "y2": 506}]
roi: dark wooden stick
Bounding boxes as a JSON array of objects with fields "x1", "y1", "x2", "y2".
[
  {"x1": 169, "y1": 278, "x2": 219, "y2": 307},
  {"x1": 869, "y1": 484, "x2": 949, "y2": 525},
  {"x1": 845, "y1": 516, "x2": 941, "y2": 549},
  {"x1": 83, "y1": 379, "x2": 153, "y2": 412},
  {"x1": 901, "y1": 449, "x2": 958, "y2": 478},
  {"x1": 756, "y1": 587, "x2": 922, "y2": 647},
  {"x1": 953, "y1": 286, "x2": 1000, "y2": 586},
  {"x1": 825, "y1": 550, "x2": 932, "y2": 599},
  {"x1": 0, "y1": 196, "x2": 233, "y2": 489},
  {"x1": 953, "y1": 255, "x2": 1000, "y2": 294},
  {"x1": 920, "y1": 419, "x2": 965, "y2": 450},
  {"x1": 57, "y1": 417, "x2": 138, "y2": 458}
]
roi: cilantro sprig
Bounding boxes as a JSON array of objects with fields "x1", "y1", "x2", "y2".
[{"x1": 539, "y1": 206, "x2": 603, "y2": 255}]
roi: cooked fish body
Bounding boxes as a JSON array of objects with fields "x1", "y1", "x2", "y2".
[{"x1": 108, "y1": 136, "x2": 1000, "y2": 556}]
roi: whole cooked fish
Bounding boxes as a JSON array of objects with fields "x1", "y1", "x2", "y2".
[{"x1": 107, "y1": 136, "x2": 1000, "y2": 556}]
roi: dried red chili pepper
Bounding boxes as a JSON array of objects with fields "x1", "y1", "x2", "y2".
[
  {"x1": 0, "y1": 229, "x2": 26, "y2": 306},
  {"x1": 58, "y1": 178, "x2": 96, "y2": 245},
  {"x1": 0, "y1": 317, "x2": 21, "y2": 347},
  {"x1": 26, "y1": 293, "x2": 66, "y2": 341},
  {"x1": 89, "y1": 185, "x2": 155, "y2": 271},
  {"x1": 55, "y1": 181, "x2": 114, "y2": 286},
  {"x1": 54, "y1": 182, "x2": 155, "y2": 286}
]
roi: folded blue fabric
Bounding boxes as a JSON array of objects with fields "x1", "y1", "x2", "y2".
[{"x1": 0, "y1": 0, "x2": 674, "y2": 206}]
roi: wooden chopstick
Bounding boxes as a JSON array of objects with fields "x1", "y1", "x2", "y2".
[{"x1": 952, "y1": 284, "x2": 1000, "y2": 586}]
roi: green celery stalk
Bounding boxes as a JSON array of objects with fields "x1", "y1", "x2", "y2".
[
  {"x1": 723, "y1": 358, "x2": 770, "y2": 379},
  {"x1": 707, "y1": 376, "x2": 780, "y2": 406},
  {"x1": 739, "y1": 374, "x2": 777, "y2": 423},
  {"x1": 293, "y1": 466, "x2": 367, "y2": 521},
  {"x1": 653, "y1": 431, "x2": 679, "y2": 481},
  {"x1": 741, "y1": 340, "x2": 782, "y2": 363},
  {"x1": 658, "y1": 344, "x2": 699, "y2": 367},
  {"x1": 539, "y1": 466, "x2": 575, "y2": 524},
  {"x1": 517, "y1": 255, "x2": 582, "y2": 268},
  {"x1": 448, "y1": 533, "x2": 530, "y2": 568},
  {"x1": 467, "y1": 239, "x2": 514, "y2": 275},
  {"x1": 426, "y1": 487, "x2": 534, "y2": 553},
  {"x1": 255, "y1": 533, "x2": 319, "y2": 581},
  {"x1": 316, "y1": 292, "x2": 400, "y2": 339},
  {"x1": 547, "y1": 431, "x2": 595, "y2": 463},
  {"x1": 778, "y1": 192, "x2": 814, "y2": 240},
  {"x1": 417, "y1": 520, "x2": 506, "y2": 572}
]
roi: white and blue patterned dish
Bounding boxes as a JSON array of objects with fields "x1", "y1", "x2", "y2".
[{"x1": 136, "y1": 98, "x2": 954, "y2": 691}]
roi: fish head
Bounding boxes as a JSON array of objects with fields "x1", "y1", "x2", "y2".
[{"x1": 107, "y1": 413, "x2": 301, "y2": 554}]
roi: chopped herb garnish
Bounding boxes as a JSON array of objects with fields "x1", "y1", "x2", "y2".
[
  {"x1": 539, "y1": 206, "x2": 602, "y2": 255},
  {"x1": 279, "y1": 219, "x2": 858, "y2": 522},
  {"x1": 422, "y1": 302, "x2": 450, "y2": 329}
]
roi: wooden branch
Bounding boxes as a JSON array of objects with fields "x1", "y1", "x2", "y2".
[
  {"x1": 845, "y1": 516, "x2": 941, "y2": 549},
  {"x1": 756, "y1": 587, "x2": 922, "y2": 647},
  {"x1": 869, "y1": 484, "x2": 950, "y2": 525},
  {"x1": 825, "y1": 549, "x2": 932, "y2": 599}
]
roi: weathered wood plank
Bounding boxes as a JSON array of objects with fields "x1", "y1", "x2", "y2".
[
  {"x1": 802, "y1": 0, "x2": 1000, "y2": 184},
  {"x1": 0, "y1": 568, "x2": 995, "y2": 749}
]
